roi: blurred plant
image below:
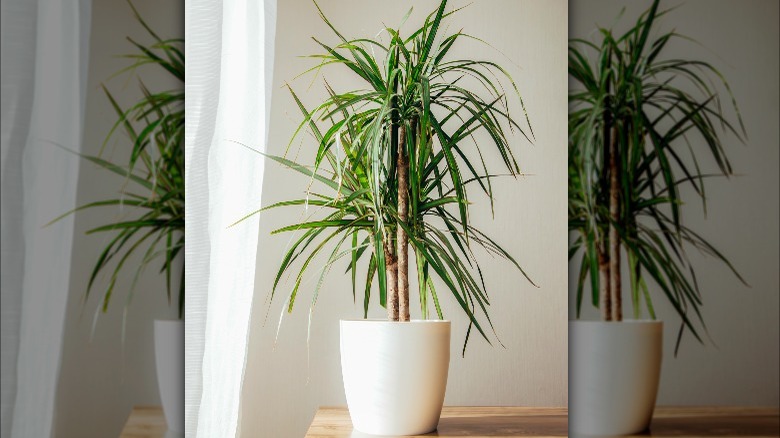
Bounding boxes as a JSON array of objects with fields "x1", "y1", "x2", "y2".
[
  {"x1": 568, "y1": 0, "x2": 747, "y2": 352},
  {"x1": 50, "y1": 3, "x2": 184, "y2": 319},
  {"x1": 237, "y1": 0, "x2": 535, "y2": 353}
]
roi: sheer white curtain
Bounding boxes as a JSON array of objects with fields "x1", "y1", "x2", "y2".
[
  {"x1": 0, "y1": 0, "x2": 91, "y2": 437},
  {"x1": 185, "y1": 0, "x2": 276, "y2": 436}
]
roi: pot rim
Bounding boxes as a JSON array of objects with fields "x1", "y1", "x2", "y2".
[
  {"x1": 569, "y1": 319, "x2": 662, "y2": 325},
  {"x1": 154, "y1": 319, "x2": 184, "y2": 325},
  {"x1": 340, "y1": 318, "x2": 451, "y2": 324}
]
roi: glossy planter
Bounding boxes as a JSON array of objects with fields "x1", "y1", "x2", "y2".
[
  {"x1": 340, "y1": 320, "x2": 451, "y2": 436},
  {"x1": 154, "y1": 320, "x2": 184, "y2": 433},
  {"x1": 569, "y1": 320, "x2": 663, "y2": 436}
]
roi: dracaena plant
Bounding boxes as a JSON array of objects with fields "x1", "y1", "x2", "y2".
[
  {"x1": 51, "y1": 4, "x2": 184, "y2": 319},
  {"x1": 568, "y1": 0, "x2": 747, "y2": 352},
  {"x1": 239, "y1": 0, "x2": 535, "y2": 353}
]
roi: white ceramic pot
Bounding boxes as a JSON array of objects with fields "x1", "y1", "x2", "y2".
[
  {"x1": 340, "y1": 320, "x2": 451, "y2": 436},
  {"x1": 569, "y1": 320, "x2": 663, "y2": 436},
  {"x1": 154, "y1": 320, "x2": 184, "y2": 433}
]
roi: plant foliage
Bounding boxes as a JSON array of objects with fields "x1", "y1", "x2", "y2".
[
  {"x1": 240, "y1": 0, "x2": 535, "y2": 352},
  {"x1": 568, "y1": 0, "x2": 746, "y2": 352},
  {"x1": 51, "y1": 3, "x2": 184, "y2": 318}
]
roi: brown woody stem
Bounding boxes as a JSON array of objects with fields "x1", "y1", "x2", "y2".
[
  {"x1": 385, "y1": 242, "x2": 399, "y2": 321},
  {"x1": 397, "y1": 123, "x2": 410, "y2": 322},
  {"x1": 608, "y1": 124, "x2": 622, "y2": 321},
  {"x1": 598, "y1": 246, "x2": 611, "y2": 321}
]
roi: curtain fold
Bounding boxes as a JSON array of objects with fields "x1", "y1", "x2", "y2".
[
  {"x1": 0, "y1": 0, "x2": 37, "y2": 435},
  {"x1": 1, "y1": 0, "x2": 91, "y2": 437},
  {"x1": 185, "y1": 0, "x2": 277, "y2": 436}
]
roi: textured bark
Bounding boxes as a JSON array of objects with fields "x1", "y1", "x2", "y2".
[
  {"x1": 387, "y1": 59, "x2": 400, "y2": 323},
  {"x1": 385, "y1": 243, "x2": 399, "y2": 321},
  {"x1": 608, "y1": 125, "x2": 622, "y2": 321},
  {"x1": 397, "y1": 124, "x2": 410, "y2": 322},
  {"x1": 599, "y1": 94, "x2": 613, "y2": 321},
  {"x1": 598, "y1": 247, "x2": 611, "y2": 321}
]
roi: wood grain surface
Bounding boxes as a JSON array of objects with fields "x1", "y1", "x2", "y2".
[
  {"x1": 118, "y1": 406, "x2": 168, "y2": 438},
  {"x1": 641, "y1": 407, "x2": 779, "y2": 437},
  {"x1": 306, "y1": 406, "x2": 566, "y2": 437},
  {"x1": 305, "y1": 406, "x2": 780, "y2": 437}
]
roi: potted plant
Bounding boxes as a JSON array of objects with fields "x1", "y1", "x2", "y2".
[
  {"x1": 237, "y1": 0, "x2": 535, "y2": 435},
  {"x1": 568, "y1": 0, "x2": 746, "y2": 435},
  {"x1": 50, "y1": 4, "x2": 184, "y2": 432}
]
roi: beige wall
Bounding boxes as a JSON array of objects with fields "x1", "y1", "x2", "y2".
[
  {"x1": 239, "y1": 1, "x2": 568, "y2": 436},
  {"x1": 55, "y1": 1, "x2": 182, "y2": 437},
  {"x1": 569, "y1": 0, "x2": 780, "y2": 406}
]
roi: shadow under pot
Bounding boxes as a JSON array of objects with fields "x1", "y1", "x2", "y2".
[{"x1": 569, "y1": 320, "x2": 663, "y2": 436}]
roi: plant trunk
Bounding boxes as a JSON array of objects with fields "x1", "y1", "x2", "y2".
[
  {"x1": 385, "y1": 243, "x2": 399, "y2": 321},
  {"x1": 599, "y1": 92, "x2": 613, "y2": 321},
  {"x1": 598, "y1": 246, "x2": 611, "y2": 321},
  {"x1": 397, "y1": 124, "x2": 410, "y2": 322},
  {"x1": 387, "y1": 57, "x2": 400, "y2": 323},
  {"x1": 608, "y1": 125, "x2": 622, "y2": 321}
]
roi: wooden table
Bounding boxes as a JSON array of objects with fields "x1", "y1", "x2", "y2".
[
  {"x1": 306, "y1": 407, "x2": 566, "y2": 437},
  {"x1": 641, "y1": 407, "x2": 779, "y2": 437},
  {"x1": 119, "y1": 406, "x2": 169, "y2": 438},
  {"x1": 305, "y1": 406, "x2": 779, "y2": 437}
]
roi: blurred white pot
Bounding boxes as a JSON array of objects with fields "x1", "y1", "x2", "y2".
[
  {"x1": 570, "y1": 320, "x2": 663, "y2": 436},
  {"x1": 155, "y1": 320, "x2": 184, "y2": 433},
  {"x1": 340, "y1": 320, "x2": 451, "y2": 436}
]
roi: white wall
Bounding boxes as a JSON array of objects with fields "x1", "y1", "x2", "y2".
[
  {"x1": 569, "y1": 0, "x2": 780, "y2": 406},
  {"x1": 239, "y1": 1, "x2": 568, "y2": 436},
  {"x1": 55, "y1": 1, "x2": 183, "y2": 437}
]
